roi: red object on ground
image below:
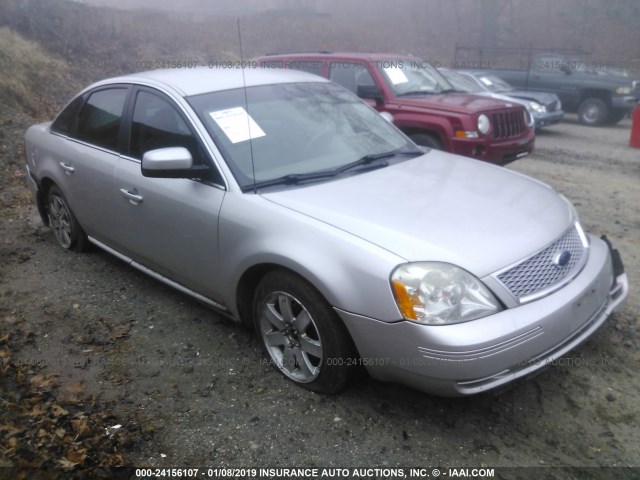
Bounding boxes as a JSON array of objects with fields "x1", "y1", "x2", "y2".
[{"x1": 631, "y1": 105, "x2": 640, "y2": 148}]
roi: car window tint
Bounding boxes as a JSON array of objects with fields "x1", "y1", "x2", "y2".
[
  {"x1": 76, "y1": 88, "x2": 127, "y2": 150},
  {"x1": 288, "y1": 60, "x2": 323, "y2": 76},
  {"x1": 51, "y1": 95, "x2": 85, "y2": 135},
  {"x1": 329, "y1": 63, "x2": 374, "y2": 94},
  {"x1": 130, "y1": 91, "x2": 206, "y2": 165}
]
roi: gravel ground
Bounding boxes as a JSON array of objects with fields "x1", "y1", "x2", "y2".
[{"x1": 1, "y1": 114, "x2": 639, "y2": 476}]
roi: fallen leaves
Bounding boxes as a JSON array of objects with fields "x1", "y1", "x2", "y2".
[
  {"x1": 51, "y1": 404, "x2": 69, "y2": 417},
  {"x1": 0, "y1": 329, "x2": 136, "y2": 478}
]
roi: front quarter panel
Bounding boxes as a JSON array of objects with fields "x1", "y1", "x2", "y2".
[{"x1": 218, "y1": 191, "x2": 406, "y2": 322}]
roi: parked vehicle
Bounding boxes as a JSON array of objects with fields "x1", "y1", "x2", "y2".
[
  {"x1": 258, "y1": 53, "x2": 534, "y2": 165},
  {"x1": 25, "y1": 67, "x2": 628, "y2": 396},
  {"x1": 492, "y1": 53, "x2": 639, "y2": 126},
  {"x1": 440, "y1": 69, "x2": 564, "y2": 128}
]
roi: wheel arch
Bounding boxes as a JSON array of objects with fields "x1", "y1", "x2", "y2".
[
  {"x1": 236, "y1": 262, "x2": 285, "y2": 328},
  {"x1": 36, "y1": 176, "x2": 57, "y2": 226},
  {"x1": 400, "y1": 127, "x2": 446, "y2": 148},
  {"x1": 578, "y1": 89, "x2": 612, "y2": 106},
  {"x1": 235, "y1": 261, "x2": 350, "y2": 330}
]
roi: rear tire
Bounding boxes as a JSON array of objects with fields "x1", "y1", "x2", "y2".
[
  {"x1": 253, "y1": 270, "x2": 356, "y2": 394},
  {"x1": 46, "y1": 185, "x2": 88, "y2": 252},
  {"x1": 577, "y1": 98, "x2": 609, "y2": 126}
]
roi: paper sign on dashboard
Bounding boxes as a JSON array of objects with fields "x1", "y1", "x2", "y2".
[{"x1": 209, "y1": 107, "x2": 266, "y2": 144}]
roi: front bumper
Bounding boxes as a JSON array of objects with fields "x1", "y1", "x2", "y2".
[
  {"x1": 450, "y1": 129, "x2": 535, "y2": 166},
  {"x1": 337, "y1": 235, "x2": 628, "y2": 396},
  {"x1": 611, "y1": 95, "x2": 639, "y2": 111},
  {"x1": 534, "y1": 109, "x2": 565, "y2": 128}
]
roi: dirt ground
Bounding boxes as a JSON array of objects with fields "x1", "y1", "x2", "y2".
[{"x1": 1, "y1": 114, "x2": 639, "y2": 476}]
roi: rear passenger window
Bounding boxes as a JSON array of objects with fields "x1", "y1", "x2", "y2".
[
  {"x1": 51, "y1": 95, "x2": 85, "y2": 135},
  {"x1": 76, "y1": 88, "x2": 127, "y2": 151}
]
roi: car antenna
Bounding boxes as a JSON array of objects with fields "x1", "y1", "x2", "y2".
[{"x1": 237, "y1": 19, "x2": 258, "y2": 194}]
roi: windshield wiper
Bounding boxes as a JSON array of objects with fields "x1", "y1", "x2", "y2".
[
  {"x1": 249, "y1": 148, "x2": 422, "y2": 191},
  {"x1": 250, "y1": 170, "x2": 340, "y2": 190},
  {"x1": 337, "y1": 149, "x2": 421, "y2": 174}
]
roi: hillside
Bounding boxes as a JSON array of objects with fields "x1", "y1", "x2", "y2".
[
  {"x1": 0, "y1": 0, "x2": 638, "y2": 173},
  {"x1": 0, "y1": 28, "x2": 79, "y2": 118},
  {"x1": 0, "y1": 27, "x2": 84, "y2": 176}
]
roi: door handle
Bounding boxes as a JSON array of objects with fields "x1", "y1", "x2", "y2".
[
  {"x1": 120, "y1": 188, "x2": 143, "y2": 204},
  {"x1": 59, "y1": 162, "x2": 75, "y2": 174}
]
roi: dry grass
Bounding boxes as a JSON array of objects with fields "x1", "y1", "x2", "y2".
[{"x1": 0, "y1": 27, "x2": 78, "y2": 119}]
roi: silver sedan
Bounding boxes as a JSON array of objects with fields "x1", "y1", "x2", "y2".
[{"x1": 24, "y1": 68, "x2": 628, "y2": 396}]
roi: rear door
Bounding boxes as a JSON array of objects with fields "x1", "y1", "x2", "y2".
[{"x1": 48, "y1": 86, "x2": 129, "y2": 243}]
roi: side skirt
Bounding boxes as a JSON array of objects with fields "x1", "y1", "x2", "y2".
[{"x1": 88, "y1": 236, "x2": 233, "y2": 319}]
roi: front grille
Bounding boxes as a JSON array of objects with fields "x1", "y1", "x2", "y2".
[
  {"x1": 491, "y1": 110, "x2": 525, "y2": 139},
  {"x1": 547, "y1": 100, "x2": 560, "y2": 112},
  {"x1": 496, "y1": 224, "x2": 588, "y2": 303}
]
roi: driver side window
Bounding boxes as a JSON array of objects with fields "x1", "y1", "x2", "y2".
[
  {"x1": 130, "y1": 90, "x2": 206, "y2": 165},
  {"x1": 329, "y1": 62, "x2": 375, "y2": 94}
]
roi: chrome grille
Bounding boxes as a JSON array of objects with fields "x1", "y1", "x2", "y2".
[
  {"x1": 491, "y1": 110, "x2": 525, "y2": 139},
  {"x1": 496, "y1": 225, "x2": 587, "y2": 302}
]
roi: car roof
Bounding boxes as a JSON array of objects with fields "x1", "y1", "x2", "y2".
[
  {"x1": 88, "y1": 67, "x2": 328, "y2": 97},
  {"x1": 262, "y1": 52, "x2": 418, "y2": 62}
]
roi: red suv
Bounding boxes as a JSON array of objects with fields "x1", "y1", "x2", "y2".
[{"x1": 258, "y1": 53, "x2": 535, "y2": 165}]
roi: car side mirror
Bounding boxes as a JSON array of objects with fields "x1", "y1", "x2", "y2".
[
  {"x1": 357, "y1": 85, "x2": 384, "y2": 104},
  {"x1": 141, "y1": 147, "x2": 209, "y2": 179},
  {"x1": 560, "y1": 64, "x2": 572, "y2": 75}
]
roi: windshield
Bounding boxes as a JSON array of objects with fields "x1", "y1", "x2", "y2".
[
  {"x1": 439, "y1": 70, "x2": 483, "y2": 93},
  {"x1": 187, "y1": 82, "x2": 415, "y2": 190},
  {"x1": 475, "y1": 74, "x2": 515, "y2": 93},
  {"x1": 379, "y1": 60, "x2": 456, "y2": 96}
]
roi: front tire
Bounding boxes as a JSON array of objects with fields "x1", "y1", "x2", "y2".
[
  {"x1": 47, "y1": 185, "x2": 88, "y2": 252},
  {"x1": 577, "y1": 98, "x2": 609, "y2": 126},
  {"x1": 253, "y1": 270, "x2": 356, "y2": 394}
]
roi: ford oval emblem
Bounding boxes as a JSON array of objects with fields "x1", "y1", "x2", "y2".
[{"x1": 553, "y1": 250, "x2": 572, "y2": 268}]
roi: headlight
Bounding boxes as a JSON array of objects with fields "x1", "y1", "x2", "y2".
[
  {"x1": 391, "y1": 262, "x2": 502, "y2": 325},
  {"x1": 477, "y1": 114, "x2": 490, "y2": 134},
  {"x1": 615, "y1": 86, "x2": 632, "y2": 95},
  {"x1": 529, "y1": 101, "x2": 546, "y2": 113},
  {"x1": 524, "y1": 109, "x2": 534, "y2": 128}
]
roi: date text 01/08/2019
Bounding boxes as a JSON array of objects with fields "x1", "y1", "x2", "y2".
[{"x1": 133, "y1": 467, "x2": 497, "y2": 478}]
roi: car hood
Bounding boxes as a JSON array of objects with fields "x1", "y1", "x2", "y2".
[
  {"x1": 507, "y1": 90, "x2": 559, "y2": 106},
  {"x1": 262, "y1": 152, "x2": 574, "y2": 277},
  {"x1": 476, "y1": 92, "x2": 531, "y2": 110},
  {"x1": 395, "y1": 93, "x2": 518, "y2": 114}
]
